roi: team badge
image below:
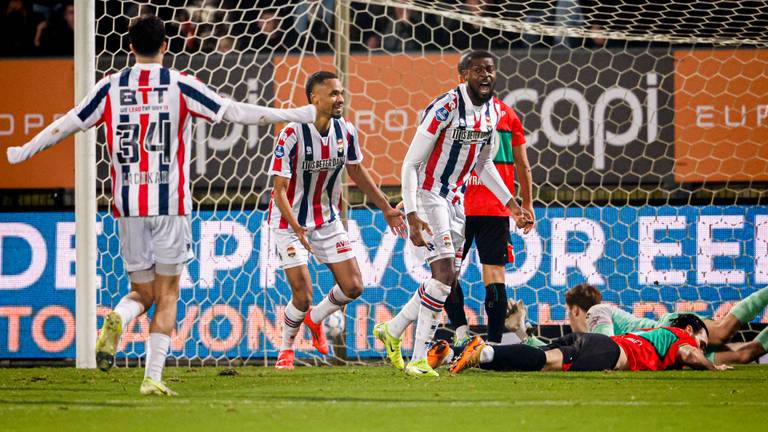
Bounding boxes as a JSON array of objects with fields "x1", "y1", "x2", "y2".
[
  {"x1": 435, "y1": 107, "x2": 449, "y2": 121},
  {"x1": 274, "y1": 145, "x2": 285, "y2": 158},
  {"x1": 442, "y1": 234, "x2": 452, "y2": 248},
  {"x1": 337, "y1": 138, "x2": 344, "y2": 153},
  {"x1": 287, "y1": 245, "x2": 296, "y2": 258}
]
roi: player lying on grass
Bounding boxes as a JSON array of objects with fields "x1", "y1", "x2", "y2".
[
  {"x1": 448, "y1": 314, "x2": 731, "y2": 373},
  {"x1": 564, "y1": 283, "x2": 768, "y2": 365},
  {"x1": 6, "y1": 15, "x2": 316, "y2": 396},
  {"x1": 373, "y1": 50, "x2": 531, "y2": 377},
  {"x1": 267, "y1": 71, "x2": 406, "y2": 369}
]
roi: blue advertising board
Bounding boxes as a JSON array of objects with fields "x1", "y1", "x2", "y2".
[{"x1": 0, "y1": 206, "x2": 766, "y2": 359}]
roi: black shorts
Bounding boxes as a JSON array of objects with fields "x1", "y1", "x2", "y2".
[
  {"x1": 463, "y1": 215, "x2": 511, "y2": 266},
  {"x1": 543, "y1": 332, "x2": 620, "y2": 372}
]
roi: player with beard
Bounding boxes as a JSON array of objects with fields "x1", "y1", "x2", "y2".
[
  {"x1": 268, "y1": 71, "x2": 406, "y2": 369},
  {"x1": 374, "y1": 50, "x2": 532, "y2": 377}
]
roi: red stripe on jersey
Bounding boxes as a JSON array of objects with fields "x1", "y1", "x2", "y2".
[
  {"x1": 177, "y1": 93, "x2": 189, "y2": 215},
  {"x1": 280, "y1": 148, "x2": 298, "y2": 229},
  {"x1": 312, "y1": 137, "x2": 331, "y2": 227},
  {"x1": 137, "y1": 70, "x2": 151, "y2": 216},
  {"x1": 102, "y1": 93, "x2": 119, "y2": 217},
  {"x1": 421, "y1": 129, "x2": 448, "y2": 191}
]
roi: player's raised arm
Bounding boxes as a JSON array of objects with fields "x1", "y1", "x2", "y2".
[
  {"x1": 6, "y1": 76, "x2": 112, "y2": 165},
  {"x1": 177, "y1": 74, "x2": 316, "y2": 126}
]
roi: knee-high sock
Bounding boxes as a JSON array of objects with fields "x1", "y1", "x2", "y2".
[
  {"x1": 114, "y1": 297, "x2": 144, "y2": 335},
  {"x1": 144, "y1": 333, "x2": 171, "y2": 381},
  {"x1": 280, "y1": 301, "x2": 307, "y2": 351},
  {"x1": 444, "y1": 280, "x2": 468, "y2": 331},
  {"x1": 485, "y1": 283, "x2": 508, "y2": 343},
  {"x1": 310, "y1": 285, "x2": 354, "y2": 323},
  {"x1": 411, "y1": 279, "x2": 451, "y2": 362},
  {"x1": 479, "y1": 343, "x2": 547, "y2": 371},
  {"x1": 730, "y1": 287, "x2": 768, "y2": 324},
  {"x1": 387, "y1": 282, "x2": 424, "y2": 338}
]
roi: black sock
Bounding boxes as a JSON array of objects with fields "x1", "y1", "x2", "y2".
[
  {"x1": 444, "y1": 280, "x2": 468, "y2": 328},
  {"x1": 480, "y1": 344, "x2": 546, "y2": 371},
  {"x1": 485, "y1": 283, "x2": 507, "y2": 343}
]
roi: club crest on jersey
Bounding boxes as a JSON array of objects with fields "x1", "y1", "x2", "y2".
[
  {"x1": 275, "y1": 145, "x2": 285, "y2": 158},
  {"x1": 435, "y1": 107, "x2": 449, "y2": 122},
  {"x1": 442, "y1": 234, "x2": 452, "y2": 248},
  {"x1": 336, "y1": 138, "x2": 344, "y2": 153},
  {"x1": 287, "y1": 245, "x2": 296, "y2": 258},
  {"x1": 336, "y1": 240, "x2": 352, "y2": 254}
]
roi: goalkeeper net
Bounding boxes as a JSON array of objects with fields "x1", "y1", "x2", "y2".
[{"x1": 94, "y1": 0, "x2": 768, "y2": 365}]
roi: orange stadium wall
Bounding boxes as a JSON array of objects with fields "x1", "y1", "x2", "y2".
[{"x1": 0, "y1": 59, "x2": 75, "y2": 189}]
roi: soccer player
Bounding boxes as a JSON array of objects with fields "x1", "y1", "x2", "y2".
[
  {"x1": 449, "y1": 314, "x2": 732, "y2": 373},
  {"x1": 564, "y1": 283, "x2": 768, "y2": 365},
  {"x1": 6, "y1": 15, "x2": 317, "y2": 395},
  {"x1": 443, "y1": 53, "x2": 535, "y2": 346},
  {"x1": 373, "y1": 50, "x2": 532, "y2": 377},
  {"x1": 268, "y1": 71, "x2": 406, "y2": 370}
]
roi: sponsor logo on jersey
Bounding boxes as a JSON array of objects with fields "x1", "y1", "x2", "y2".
[
  {"x1": 425, "y1": 242, "x2": 436, "y2": 252},
  {"x1": 275, "y1": 145, "x2": 285, "y2": 158},
  {"x1": 442, "y1": 234, "x2": 452, "y2": 248},
  {"x1": 435, "y1": 107, "x2": 449, "y2": 121},
  {"x1": 336, "y1": 240, "x2": 352, "y2": 254},
  {"x1": 301, "y1": 158, "x2": 345, "y2": 172},
  {"x1": 445, "y1": 127, "x2": 492, "y2": 144},
  {"x1": 286, "y1": 245, "x2": 296, "y2": 258}
]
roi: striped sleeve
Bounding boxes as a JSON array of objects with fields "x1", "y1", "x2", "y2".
[
  {"x1": 345, "y1": 121, "x2": 363, "y2": 164},
  {"x1": 416, "y1": 92, "x2": 456, "y2": 137},
  {"x1": 72, "y1": 76, "x2": 112, "y2": 130},
  {"x1": 177, "y1": 74, "x2": 231, "y2": 123},
  {"x1": 268, "y1": 125, "x2": 298, "y2": 178}
]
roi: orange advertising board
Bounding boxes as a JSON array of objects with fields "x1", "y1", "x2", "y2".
[
  {"x1": 674, "y1": 49, "x2": 768, "y2": 183},
  {"x1": 0, "y1": 59, "x2": 75, "y2": 189},
  {"x1": 274, "y1": 53, "x2": 461, "y2": 185}
]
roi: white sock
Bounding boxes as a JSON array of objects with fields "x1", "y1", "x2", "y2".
[
  {"x1": 144, "y1": 333, "x2": 170, "y2": 382},
  {"x1": 455, "y1": 325, "x2": 469, "y2": 341},
  {"x1": 113, "y1": 297, "x2": 144, "y2": 332},
  {"x1": 387, "y1": 282, "x2": 425, "y2": 338},
  {"x1": 280, "y1": 301, "x2": 307, "y2": 351},
  {"x1": 480, "y1": 345, "x2": 495, "y2": 364},
  {"x1": 411, "y1": 279, "x2": 451, "y2": 362},
  {"x1": 310, "y1": 285, "x2": 353, "y2": 323}
]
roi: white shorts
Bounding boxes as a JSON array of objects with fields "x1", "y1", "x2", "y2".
[
  {"x1": 118, "y1": 215, "x2": 193, "y2": 273},
  {"x1": 415, "y1": 189, "x2": 465, "y2": 265},
  {"x1": 272, "y1": 219, "x2": 355, "y2": 269}
]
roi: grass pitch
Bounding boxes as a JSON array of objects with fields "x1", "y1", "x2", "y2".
[{"x1": 1, "y1": 365, "x2": 766, "y2": 432}]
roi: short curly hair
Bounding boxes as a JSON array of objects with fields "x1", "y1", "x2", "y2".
[{"x1": 564, "y1": 283, "x2": 602, "y2": 312}]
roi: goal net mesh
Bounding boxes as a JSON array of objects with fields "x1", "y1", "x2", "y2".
[{"x1": 94, "y1": 0, "x2": 768, "y2": 365}]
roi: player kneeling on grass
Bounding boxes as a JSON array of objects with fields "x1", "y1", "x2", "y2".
[
  {"x1": 565, "y1": 283, "x2": 768, "y2": 365},
  {"x1": 6, "y1": 15, "x2": 317, "y2": 396},
  {"x1": 449, "y1": 314, "x2": 731, "y2": 373},
  {"x1": 268, "y1": 71, "x2": 406, "y2": 369}
]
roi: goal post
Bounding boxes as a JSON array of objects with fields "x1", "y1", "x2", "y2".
[
  {"x1": 74, "y1": 0, "x2": 97, "y2": 369},
  {"x1": 83, "y1": 1, "x2": 768, "y2": 366}
]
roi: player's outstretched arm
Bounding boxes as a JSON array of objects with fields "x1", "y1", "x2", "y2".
[
  {"x1": 6, "y1": 112, "x2": 81, "y2": 164},
  {"x1": 223, "y1": 101, "x2": 316, "y2": 126},
  {"x1": 677, "y1": 344, "x2": 731, "y2": 370},
  {"x1": 346, "y1": 163, "x2": 406, "y2": 238}
]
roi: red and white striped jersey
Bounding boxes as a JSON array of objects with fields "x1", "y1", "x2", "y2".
[
  {"x1": 417, "y1": 83, "x2": 501, "y2": 204},
  {"x1": 267, "y1": 118, "x2": 363, "y2": 230},
  {"x1": 73, "y1": 63, "x2": 229, "y2": 217}
]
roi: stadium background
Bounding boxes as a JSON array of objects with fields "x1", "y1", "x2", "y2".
[{"x1": 0, "y1": 0, "x2": 766, "y2": 364}]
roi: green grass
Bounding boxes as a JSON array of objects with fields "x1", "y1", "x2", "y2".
[{"x1": 1, "y1": 365, "x2": 767, "y2": 432}]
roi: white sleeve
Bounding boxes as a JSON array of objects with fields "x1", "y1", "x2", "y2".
[
  {"x1": 344, "y1": 121, "x2": 363, "y2": 164},
  {"x1": 586, "y1": 304, "x2": 616, "y2": 336},
  {"x1": 7, "y1": 110, "x2": 81, "y2": 165},
  {"x1": 475, "y1": 136, "x2": 513, "y2": 206},
  {"x1": 401, "y1": 130, "x2": 435, "y2": 214},
  {"x1": 268, "y1": 125, "x2": 299, "y2": 179},
  {"x1": 223, "y1": 101, "x2": 316, "y2": 126},
  {"x1": 72, "y1": 77, "x2": 112, "y2": 130},
  {"x1": 177, "y1": 74, "x2": 231, "y2": 122}
]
